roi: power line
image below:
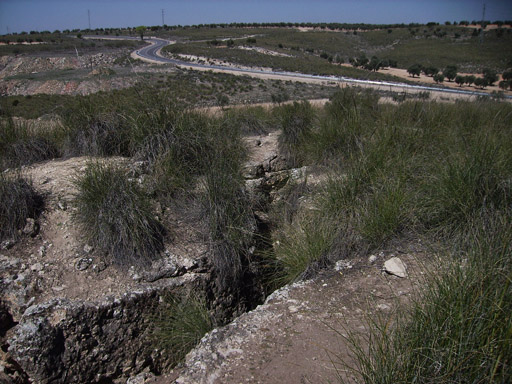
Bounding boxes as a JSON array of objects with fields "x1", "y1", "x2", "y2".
[{"x1": 480, "y1": 2, "x2": 486, "y2": 44}]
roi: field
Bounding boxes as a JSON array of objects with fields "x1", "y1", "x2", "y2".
[{"x1": 1, "y1": 21, "x2": 511, "y2": 384}]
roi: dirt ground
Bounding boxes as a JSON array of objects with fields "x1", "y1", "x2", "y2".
[
  {"x1": 377, "y1": 66, "x2": 511, "y2": 96},
  {"x1": 145, "y1": 250, "x2": 430, "y2": 384},
  {"x1": 1, "y1": 156, "x2": 207, "y2": 322}
]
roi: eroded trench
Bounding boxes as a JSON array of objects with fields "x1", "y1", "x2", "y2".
[{"x1": 0, "y1": 131, "x2": 310, "y2": 384}]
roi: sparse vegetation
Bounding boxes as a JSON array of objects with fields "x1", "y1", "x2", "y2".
[
  {"x1": 1, "y1": 20, "x2": 512, "y2": 384},
  {"x1": 267, "y1": 89, "x2": 512, "y2": 384}
]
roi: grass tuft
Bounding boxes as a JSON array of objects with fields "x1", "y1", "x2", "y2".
[
  {"x1": 151, "y1": 293, "x2": 213, "y2": 366},
  {"x1": 0, "y1": 118, "x2": 60, "y2": 170},
  {"x1": 340, "y1": 213, "x2": 512, "y2": 384},
  {"x1": 0, "y1": 173, "x2": 44, "y2": 241},
  {"x1": 71, "y1": 162, "x2": 164, "y2": 266},
  {"x1": 277, "y1": 100, "x2": 315, "y2": 166}
]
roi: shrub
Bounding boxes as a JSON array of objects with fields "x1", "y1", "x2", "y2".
[
  {"x1": 419, "y1": 135, "x2": 512, "y2": 234},
  {"x1": 61, "y1": 99, "x2": 131, "y2": 157},
  {"x1": 134, "y1": 110, "x2": 213, "y2": 198},
  {"x1": 201, "y1": 121, "x2": 253, "y2": 290},
  {"x1": 277, "y1": 101, "x2": 315, "y2": 166},
  {"x1": 152, "y1": 293, "x2": 213, "y2": 366},
  {"x1": 340, "y1": 213, "x2": 512, "y2": 384},
  {"x1": 358, "y1": 182, "x2": 407, "y2": 247},
  {"x1": 223, "y1": 106, "x2": 276, "y2": 135},
  {"x1": 308, "y1": 88, "x2": 378, "y2": 162},
  {"x1": 272, "y1": 215, "x2": 336, "y2": 286},
  {"x1": 72, "y1": 162, "x2": 164, "y2": 266},
  {"x1": 0, "y1": 173, "x2": 44, "y2": 241},
  {"x1": 0, "y1": 118, "x2": 60, "y2": 170}
]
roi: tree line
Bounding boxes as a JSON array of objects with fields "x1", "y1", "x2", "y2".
[{"x1": 405, "y1": 64, "x2": 512, "y2": 90}]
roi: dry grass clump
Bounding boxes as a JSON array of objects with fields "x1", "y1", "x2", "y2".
[
  {"x1": 0, "y1": 173, "x2": 44, "y2": 241},
  {"x1": 72, "y1": 162, "x2": 164, "y2": 267}
]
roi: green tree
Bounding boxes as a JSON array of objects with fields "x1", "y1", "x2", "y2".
[
  {"x1": 407, "y1": 64, "x2": 422, "y2": 78},
  {"x1": 356, "y1": 55, "x2": 369, "y2": 67},
  {"x1": 423, "y1": 66, "x2": 439, "y2": 77},
  {"x1": 135, "y1": 26, "x2": 146, "y2": 41},
  {"x1": 498, "y1": 80, "x2": 510, "y2": 90},
  {"x1": 365, "y1": 56, "x2": 382, "y2": 72},
  {"x1": 443, "y1": 65, "x2": 458, "y2": 82},
  {"x1": 433, "y1": 73, "x2": 445, "y2": 83},
  {"x1": 502, "y1": 70, "x2": 512, "y2": 81},
  {"x1": 455, "y1": 75, "x2": 465, "y2": 87},
  {"x1": 474, "y1": 77, "x2": 489, "y2": 89},
  {"x1": 482, "y1": 68, "x2": 498, "y2": 86},
  {"x1": 464, "y1": 75, "x2": 476, "y2": 86}
]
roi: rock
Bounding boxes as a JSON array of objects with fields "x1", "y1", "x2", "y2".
[
  {"x1": 334, "y1": 259, "x2": 353, "y2": 271},
  {"x1": 39, "y1": 244, "x2": 47, "y2": 257},
  {"x1": 376, "y1": 303, "x2": 391, "y2": 311},
  {"x1": 142, "y1": 258, "x2": 179, "y2": 282},
  {"x1": 30, "y1": 263, "x2": 43, "y2": 272},
  {"x1": 1, "y1": 239, "x2": 16, "y2": 250},
  {"x1": 57, "y1": 200, "x2": 67, "y2": 211},
  {"x1": 131, "y1": 273, "x2": 141, "y2": 281},
  {"x1": 126, "y1": 372, "x2": 156, "y2": 384},
  {"x1": 368, "y1": 255, "x2": 377, "y2": 264},
  {"x1": 75, "y1": 258, "x2": 92, "y2": 271},
  {"x1": 22, "y1": 218, "x2": 38, "y2": 236},
  {"x1": 7, "y1": 274, "x2": 206, "y2": 384},
  {"x1": 83, "y1": 245, "x2": 93, "y2": 254},
  {"x1": 92, "y1": 261, "x2": 107, "y2": 273},
  {"x1": 242, "y1": 163, "x2": 264, "y2": 179},
  {"x1": 383, "y1": 257, "x2": 408, "y2": 278}
]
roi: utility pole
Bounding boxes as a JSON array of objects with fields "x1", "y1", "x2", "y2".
[
  {"x1": 6, "y1": 26, "x2": 9, "y2": 35},
  {"x1": 88, "y1": 9, "x2": 91, "y2": 30},
  {"x1": 161, "y1": 9, "x2": 165, "y2": 26},
  {"x1": 480, "y1": 3, "x2": 486, "y2": 44}
]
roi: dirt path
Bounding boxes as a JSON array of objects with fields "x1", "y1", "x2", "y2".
[{"x1": 149, "y1": 251, "x2": 426, "y2": 384}]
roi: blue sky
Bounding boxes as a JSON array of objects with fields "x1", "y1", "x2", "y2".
[{"x1": 1, "y1": 0, "x2": 511, "y2": 34}]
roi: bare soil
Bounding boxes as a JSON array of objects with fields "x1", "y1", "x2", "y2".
[
  {"x1": 377, "y1": 66, "x2": 511, "y2": 96},
  {"x1": 0, "y1": 156, "x2": 206, "y2": 321},
  {"x1": 147, "y1": 250, "x2": 429, "y2": 384}
]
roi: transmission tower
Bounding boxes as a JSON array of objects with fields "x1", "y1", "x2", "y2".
[
  {"x1": 88, "y1": 9, "x2": 91, "y2": 30},
  {"x1": 162, "y1": 9, "x2": 165, "y2": 26},
  {"x1": 480, "y1": 3, "x2": 486, "y2": 44}
]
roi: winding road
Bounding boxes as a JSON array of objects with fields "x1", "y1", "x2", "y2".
[{"x1": 91, "y1": 36, "x2": 512, "y2": 100}]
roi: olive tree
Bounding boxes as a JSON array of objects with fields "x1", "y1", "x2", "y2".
[{"x1": 407, "y1": 64, "x2": 422, "y2": 78}]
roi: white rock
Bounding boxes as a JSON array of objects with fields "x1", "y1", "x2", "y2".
[
  {"x1": 376, "y1": 303, "x2": 391, "y2": 311},
  {"x1": 368, "y1": 255, "x2": 377, "y2": 264},
  {"x1": 334, "y1": 259, "x2": 353, "y2": 271},
  {"x1": 30, "y1": 262, "x2": 43, "y2": 272},
  {"x1": 383, "y1": 257, "x2": 408, "y2": 278}
]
